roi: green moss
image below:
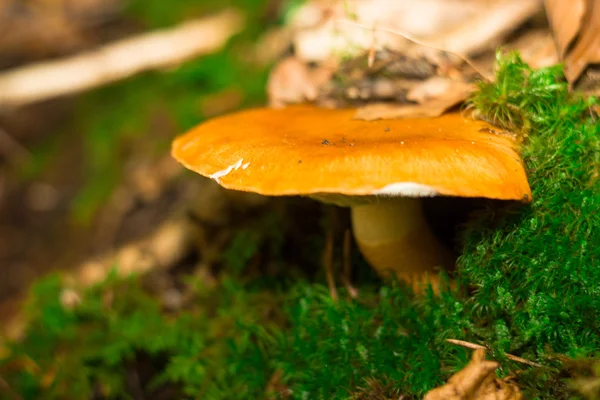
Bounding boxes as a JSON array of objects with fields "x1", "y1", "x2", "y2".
[
  {"x1": 1, "y1": 273, "x2": 282, "y2": 399},
  {"x1": 460, "y1": 51, "x2": 600, "y2": 359}
]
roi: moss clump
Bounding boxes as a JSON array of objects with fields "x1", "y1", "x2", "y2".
[
  {"x1": 0, "y1": 274, "x2": 282, "y2": 399},
  {"x1": 461, "y1": 51, "x2": 600, "y2": 360}
]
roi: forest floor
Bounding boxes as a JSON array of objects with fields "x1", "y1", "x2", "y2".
[{"x1": 1, "y1": 1, "x2": 600, "y2": 399}]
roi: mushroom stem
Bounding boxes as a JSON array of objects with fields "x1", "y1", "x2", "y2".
[{"x1": 350, "y1": 198, "x2": 454, "y2": 290}]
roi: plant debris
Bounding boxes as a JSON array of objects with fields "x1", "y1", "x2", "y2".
[
  {"x1": 424, "y1": 349, "x2": 523, "y2": 400},
  {"x1": 267, "y1": 0, "x2": 556, "y2": 120},
  {"x1": 267, "y1": 56, "x2": 334, "y2": 108},
  {"x1": 545, "y1": 0, "x2": 600, "y2": 84},
  {"x1": 354, "y1": 78, "x2": 474, "y2": 120},
  {"x1": 446, "y1": 339, "x2": 542, "y2": 368}
]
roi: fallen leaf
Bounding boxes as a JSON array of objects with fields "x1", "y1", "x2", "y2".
[
  {"x1": 563, "y1": 0, "x2": 600, "y2": 83},
  {"x1": 354, "y1": 78, "x2": 474, "y2": 120},
  {"x1": 504, "y1": 29, "x2": 559, "y2": 69},
  {"x1": 289, "y1": 0, "x2": 499, "y2": 64},
  {"x1": 426, "y1": 0, "x2": 543, "y2": 57},
  {"x1": 407, "y1": 77, "x2": 473, "y2": 103},
  {"x1": 544, "y1": 0, "x2": 586, "y2": 57},
  {"x1": 267, "y1": 56, "x2": 334, "y2": 108},
  {"x1": 272, "y1": 0, "x2": 549, "y2": 111},
  {"x1": 546, "y1": 0, "x2": 600, "y2": 83},
  {"x1": 424, "y1": 349, "x2": 523, "y2": 400}
]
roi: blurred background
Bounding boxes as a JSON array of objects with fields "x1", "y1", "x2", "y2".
[{"x1": 0, "y1": 0, "x2": 297, "y2": 317}]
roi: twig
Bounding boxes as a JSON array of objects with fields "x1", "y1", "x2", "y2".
[
  {"x1": 342, "y1": 228, "x2": 358, "y2": 299},
  {"x1": 0, "y1": 9, "x2": 244, "y2": 108},
  {"x1": 446, "y1": 339, "x2": 543, "y2": 367},
  {"x1": 323, "y1": 229, "x2": 338, "y2": 301}
]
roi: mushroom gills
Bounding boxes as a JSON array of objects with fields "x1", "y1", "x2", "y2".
[{"x1": 350, "y1": 197, "x2": 455, "y2": 290}]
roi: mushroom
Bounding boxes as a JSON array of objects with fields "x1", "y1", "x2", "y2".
[{"x1": 171, "y1": 105, "x2": 531, "y2": 290}]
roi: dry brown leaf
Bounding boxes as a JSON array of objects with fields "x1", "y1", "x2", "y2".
[
  {"x1": 424, "y1": 349, "x2": 523, "y2": 400},
  {"x1": 406, "y1": 77, "x2": 473, "y2": 103},
  {"x1": 352, "y1": 97, "x2": 458, "y2": 120},
  {"x1": 354, "y1": 78, "x2": 474, "y2": 120},
  {"x1": 471, "y1": 27, "x2": 559, "y2": 79},
  {"x1": 267, "y1": 56, "x2": 335, "y2": 108},
  {"x1": 426, "y1": 0, "x2": 543, "y2": 57},
  {"x1": 563, "y1": 0, "x2": 600, "y2": 83},
  {"x1": 504, "y1": 29, "x2": 559, "y2": 70},
  {"x1": 272, "y1": 0, "x2": 547, "y2": 111},
  {"x1": 290, "y1": 0, "x2": 494, "y2": 64},
  {"x1": 545, "y1": 0, "x2": 600, "y2": 83},
  {"x1": 296, "y1": 0, "x2": 541, "y2": 80},
  {"x1": 544, "y1": 0, "x2": 586, "y2": 57}
]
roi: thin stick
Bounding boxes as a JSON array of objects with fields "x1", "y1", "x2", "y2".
[
  {"x1": 446, "y1": 339, "x2": 543, "y2": 367},
  {"x1": 367, "y1": 22, "x2": 377, "y2": 68},
  {"x1": 323, "y1": 229, "x2": 338, "y2": 301},
  {"x1": 0, "y1": 9, "x2": 244, "y2": 108},
  {"x1": 342, "y1": 229, "x2": 358, "y2": 299}
]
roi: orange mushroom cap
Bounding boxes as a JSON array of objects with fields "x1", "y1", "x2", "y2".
[{"x1": 172, "y1": 105, "x2": 531, "y2": 202}]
